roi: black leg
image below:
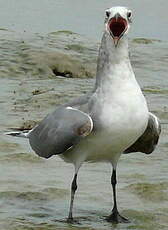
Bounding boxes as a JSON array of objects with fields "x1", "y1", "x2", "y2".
[
  {"x1": 106, "y1": 168, "x2": 129, "y2": 223},
  {"x1": 67, "y1": 173, "x2": 78, "y2": 223}
]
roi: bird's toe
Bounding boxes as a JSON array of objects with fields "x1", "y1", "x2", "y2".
[
  {"x1": 67, "y1": 217, "x2": 80, "y2": 224},
  {"x1": 106, "y1": 211, "x2": 130, "y2": 224}
]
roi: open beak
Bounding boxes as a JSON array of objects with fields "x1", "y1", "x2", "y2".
[{"x1": 108, "y1": 13, "x2": 128, "y2": 47}]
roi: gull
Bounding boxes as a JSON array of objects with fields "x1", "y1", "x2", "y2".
[{"x1": 7, "y1": 6, "x2": 161, "y2": 223}]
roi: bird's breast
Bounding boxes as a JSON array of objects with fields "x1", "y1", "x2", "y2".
[{"x1": 85, "y1": 83, "x2": 149, "y2": 162}]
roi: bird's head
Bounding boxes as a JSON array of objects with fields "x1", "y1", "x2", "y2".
[{"x1": 105, "y1": 6, "x2": 132, "y2": 47}]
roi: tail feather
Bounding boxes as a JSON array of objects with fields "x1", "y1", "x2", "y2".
[{"x1": 5, "y1": 130, "x2": 30, "y2": 138}]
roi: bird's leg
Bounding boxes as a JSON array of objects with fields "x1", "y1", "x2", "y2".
[
  {"x1": 67, "y1": 173, "x2": 78, "y2": 223},
  {"x1": 106, "y1": 168, "x2": 129, "y2": 223}
]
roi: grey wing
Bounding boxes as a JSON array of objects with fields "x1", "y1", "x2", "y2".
[
  {"x1": 64, "y1": 91, "x2": 93, "y2": 108},
  {"x1": 28, "y1": 106, "x2": 93, "y2": 158},
  {"x1": 124, "y1": 113, "x2": 161, "y2": 154}
]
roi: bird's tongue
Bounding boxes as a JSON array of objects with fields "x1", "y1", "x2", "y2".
[{"x1": 108, "y1": 17, "x2": 127, "y2": 39}]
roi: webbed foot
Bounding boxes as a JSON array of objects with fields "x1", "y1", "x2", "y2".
[
  {"x1": 67, "y1": 217, "x2": 80, "y2": 224},
  {"x1": 106, "y1": 211, "x2": 130, "y2": 223}
]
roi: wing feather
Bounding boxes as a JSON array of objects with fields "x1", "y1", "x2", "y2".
[
  {"x1": 28, "y1": 106, "x2": 93, "y2": 158},
  {"x1": 124, "y1": 113, "x2": 161, "y2": 154}
]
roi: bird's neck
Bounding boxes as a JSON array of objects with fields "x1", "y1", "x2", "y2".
[{"x1": 95, "y1": 31, "x2": 132, "y2": 89}]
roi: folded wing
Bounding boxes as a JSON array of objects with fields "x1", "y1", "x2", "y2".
[
  {"x1": 124, "y1": 113, "x2": 161, "y2": 154},
  {"x1": 28, "y1": 106, "x2": 93, "y2": 158}
]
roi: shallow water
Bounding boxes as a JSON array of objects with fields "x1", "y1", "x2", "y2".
[
  {"x1": 1, "y1": 0, "x2": 168, "y2": 41},
  {"x1": 0, "y1": 16, "x2": 168, "y2": 230}
]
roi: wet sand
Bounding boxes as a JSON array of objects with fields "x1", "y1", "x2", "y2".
[{"x1": 0, "y1": 29, "x2": 168, "y2": 229}]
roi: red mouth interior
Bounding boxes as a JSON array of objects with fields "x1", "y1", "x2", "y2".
[{"x1": 108, "y1": 17, "x2": 127, "y2": 38}]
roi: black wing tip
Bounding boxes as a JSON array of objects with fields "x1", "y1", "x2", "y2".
[{"x1": 5, "y1": 132, "x2": 21, "y2": 137}]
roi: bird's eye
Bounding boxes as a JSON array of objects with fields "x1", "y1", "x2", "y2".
[
  {"x1": 106, "y1": 10, "x2": 110, "y2": 18},
  {"x1": 127, "y1": 11, "x2": 132, "y2": 18}
]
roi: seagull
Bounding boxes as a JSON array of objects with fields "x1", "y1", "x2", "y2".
[{"x1": 7, "y1": 6, "x2": 161, "y2": 223}]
